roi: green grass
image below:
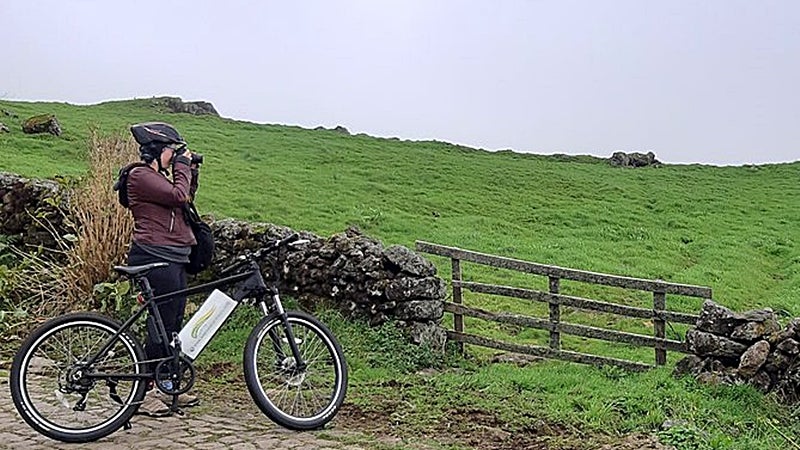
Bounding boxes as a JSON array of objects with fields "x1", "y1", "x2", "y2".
[{"x1": 2, "y1": 98, "x2": 800, "y2": 449}]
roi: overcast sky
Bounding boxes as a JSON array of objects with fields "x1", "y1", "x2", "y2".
[{"x1": 1, "y1": 1, "x2": 798, "y2": 165}]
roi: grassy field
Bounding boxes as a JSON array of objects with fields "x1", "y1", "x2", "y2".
[{"x1": 1, "y1": 98, "x2": 799, "y2": 449}]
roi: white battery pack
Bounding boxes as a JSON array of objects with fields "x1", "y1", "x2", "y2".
[{"x1": 178, "y1": 289, "x2": 238, "y2": 359}]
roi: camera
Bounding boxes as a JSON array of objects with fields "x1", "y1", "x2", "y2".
[{"x1": 191, "y1": 153, "x2": 204, "y2": 165}]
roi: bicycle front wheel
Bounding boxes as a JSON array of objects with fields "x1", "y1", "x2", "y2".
[
  {"x1": 10, "y1": 312, "x2": 147, "y2": 443},
  {"x1": 243, "y1": 311, "x2": 348, "y2": 430}
]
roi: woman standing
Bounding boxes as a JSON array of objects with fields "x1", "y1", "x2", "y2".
[{"x1": 125, "y1": 122, "x2": 200, "y2": 416}]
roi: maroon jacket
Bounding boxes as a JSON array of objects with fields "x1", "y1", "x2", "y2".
[{"x1": 127, "y1": 158, "x2": 197, "y2": 247}]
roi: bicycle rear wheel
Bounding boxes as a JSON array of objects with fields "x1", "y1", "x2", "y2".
[
  {"x1": 10, "y1": 312, "x2": 147, "y2": 443},
  {"x1": 243, "y1": 311, "x2": 348, "y2": 430}
]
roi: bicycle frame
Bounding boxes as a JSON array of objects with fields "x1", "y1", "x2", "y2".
[
  {"x1": 10, "y1": 233, "x2": 346, "y2": 442},
  {"x1": 82, "y1": 259, "x2": 305, "y2": 383}
]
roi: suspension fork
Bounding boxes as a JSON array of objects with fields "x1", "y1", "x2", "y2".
[{"x1": 260, "y1": 291, "x2": 307, "y2": 372}]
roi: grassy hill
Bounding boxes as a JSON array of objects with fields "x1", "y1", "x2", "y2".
[
  {"x1": 2, "y1": 98, "x2": 799, "y2": 449},
  {"x1": 3, "y1": 98, "x2": 798, "y2": 313}
]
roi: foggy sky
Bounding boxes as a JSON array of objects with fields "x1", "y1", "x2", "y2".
[{"x1": 1, "y1": 0, "x2": 798, "y2": 165}]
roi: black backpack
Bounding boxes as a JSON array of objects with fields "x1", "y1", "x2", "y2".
[
  {"x1": 183, "y1": 202, "x2": 215, "y2": 275},
  {"x1": 113, "y1": 162, "x2": 148, "y2": 208}
]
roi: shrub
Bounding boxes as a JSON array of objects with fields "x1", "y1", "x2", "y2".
[{"x1": 0, "y1": 130, "x2": 138, "y2": 355}]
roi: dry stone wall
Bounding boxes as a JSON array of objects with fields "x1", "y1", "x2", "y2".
[
  {"x1": 675, "y1": 300, "x2": 800, "y2": 404},
  {"x1": 210, "y1": 219, "x2": 447, "y2": 349},
  {"x1": 0, "y1": 172, "x2": 447, "y2": 351},
  {"x1": 0, "y1": 172, "x2": 68, "y2": 249}
]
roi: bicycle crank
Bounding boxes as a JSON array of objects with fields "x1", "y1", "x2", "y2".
[{"x1": 154, "y1": 355, "x2": 196, "y2": 395}]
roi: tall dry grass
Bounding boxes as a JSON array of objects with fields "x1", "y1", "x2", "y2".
[
  {"x1": 3, "y1": 131, "x2": 138, "y2": 319},
  {"x1": 65, "y1": 130, "x2": 138, "y2": 300}
]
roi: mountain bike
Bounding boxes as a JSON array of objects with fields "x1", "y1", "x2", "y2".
[{"x1": 9, "y1": 233, "x2": 348, "y2": 443}]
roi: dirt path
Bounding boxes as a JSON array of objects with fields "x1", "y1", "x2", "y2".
[{"x1": 1, "y1": 376, "x2": 672, "y2": 450}]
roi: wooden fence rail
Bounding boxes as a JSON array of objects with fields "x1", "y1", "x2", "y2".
[{"x1": 415, "y1": 241, "x2": 711, "y2": 370}]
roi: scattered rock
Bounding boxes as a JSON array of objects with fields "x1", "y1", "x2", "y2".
[
  {"x1": 151, "y1": 96, "x2": 219, "y2": 116},
  {"x1": 661, "y1": 418, "x2": 690, "y2": 430},
  {"x1": 490, "y1": 352, "x2": 543, "y2": 366},
  {"x1": 608, "y1": 151, "x2": 660, "y2": 167},
  {"x1": 22, "y1": 114, "x2": 61, "y2": 136},
  {"x1": 0, "y1": 123, "x2": 9, "y2": 133},
  {"x1": 314, "y1": 125, "x2": 351, "y2": 135}
]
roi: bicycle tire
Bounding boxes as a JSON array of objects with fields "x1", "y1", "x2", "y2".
[
  {"x1": 243, "y1": 311, "x2": 348, "y2": 430},
  {"x1": 10, "y1": 312, "x2": 147, "y2": 443}
]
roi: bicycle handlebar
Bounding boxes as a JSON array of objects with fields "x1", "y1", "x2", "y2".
[{"x1": 218, "y1": 233, "x2": 307, "y2": 275}]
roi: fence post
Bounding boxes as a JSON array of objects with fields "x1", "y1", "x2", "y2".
[
  {"x1": 452, "y1": 258, "x2": 464, "y2": 354},
  {"x1": 549, "y1": 276, "x2": 561, "y2": 349},
  {"x1": 653, "y1": 291, "x2": 666, "y2": 365}
]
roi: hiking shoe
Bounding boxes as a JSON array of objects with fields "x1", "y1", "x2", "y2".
[{"x1": 137, "y1": 390, "x2": 170, "y2": 417}]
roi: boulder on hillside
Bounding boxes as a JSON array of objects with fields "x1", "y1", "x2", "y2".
[
  {"x1": 151, "y1": 96, "x2": 219, "y2": 116},
  {"x1": 333, "y1": 125, "x2": 350, "y2": 135},
  {"x1": 609, "y1": 151, "x2": 660, "y2": 167},
  {"x1": 22, "y1": 114, "x2": 61, "y2": 136},
  {"x1": 314, "y1": 125, "x2": 351, "y2": 135},
  {"x1": 0, "y1": 122, "x2": 9, "y2": 133}
]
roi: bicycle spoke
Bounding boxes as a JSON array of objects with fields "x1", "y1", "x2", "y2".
[
  {"x1": 245, "y1": 310, "x2": 346, "y2": 430},
  {"x1": 20, "y1": 321, "x2": 141, "y2": 432},
  {"x1": 256, "y1": 319, "x2": 340, "y2": 419}
]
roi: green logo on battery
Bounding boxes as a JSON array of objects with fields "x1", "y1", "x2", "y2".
[{"x1": 191, "y1": 306, "x2": 216, "y2": 339}]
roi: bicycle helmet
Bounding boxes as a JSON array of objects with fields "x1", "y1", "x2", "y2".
[
  {"x1": 130, "y1": 122, "x2": 186, "y2": 167},
  {"x1": 131, "y1": 122, "x2": 185, "y2": 146}
]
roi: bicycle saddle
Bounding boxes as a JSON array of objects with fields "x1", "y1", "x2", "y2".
[{"x1": 113, "y1": 262, "x2": 169, "y2": 277}]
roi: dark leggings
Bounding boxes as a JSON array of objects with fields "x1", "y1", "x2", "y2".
[{"x1": 127, "y1": 252, "x2": 187, "y2": 369}]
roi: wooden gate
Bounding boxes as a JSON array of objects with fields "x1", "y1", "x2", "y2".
[{"x1": 416, "y1": 241, "x2": 710, "y2": 371}]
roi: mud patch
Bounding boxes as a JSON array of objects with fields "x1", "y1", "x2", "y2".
[{"x1": 336, "y1": 402, "x2": 673, "y2": 450}]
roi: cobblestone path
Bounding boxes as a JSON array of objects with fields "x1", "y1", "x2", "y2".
[{"x1": 0, "y1": 379, "x2": 370, "y2": 450}]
